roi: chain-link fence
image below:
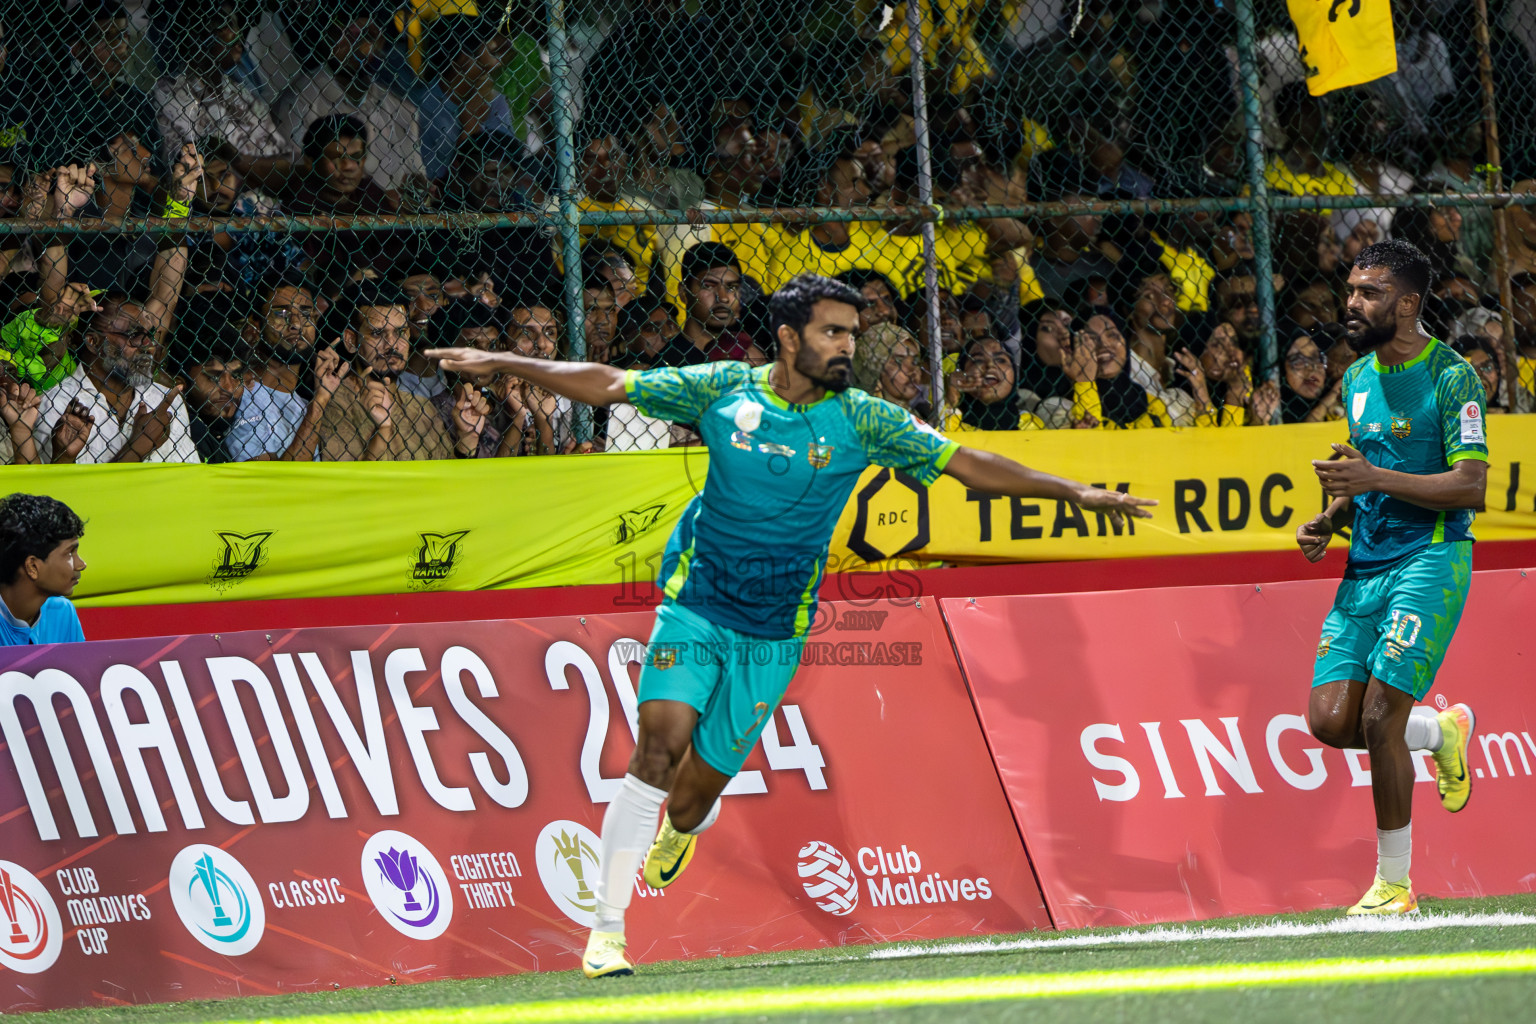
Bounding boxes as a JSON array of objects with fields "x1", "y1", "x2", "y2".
[{"x1": 0, "y1": 0, "x2": 1531, "y2": 464}]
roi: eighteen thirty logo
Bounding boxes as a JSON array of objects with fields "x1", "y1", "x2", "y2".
[
  {"x1": 412, "y1": 531, "x2": 469, "y2": 584},
  {"x1": 207, "y1": 531, "x2": 273, "y2": 591},
  {"x1": 0, "y1": 862, "x2": 62, "y2": 973},
  {"x1": 798, "y1": 841, "x2": 859, "y2": 916},
  {"x1": 361, "y1": 830, "x2": 453, "y2": 939},
  {"x1": 534, "y1": 820, "x2": 602, "y2": 927},
  {"x1": 168, "y1": 845, "x2": 265, "y2": 955}
]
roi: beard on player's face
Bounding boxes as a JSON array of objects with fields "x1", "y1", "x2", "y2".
[
  {"x1": 794, "y1": 338, "x2": 853, "y2": 393},
  {"x1": 1342, "y1": 302, "x2": 1398, "y2": 353}
]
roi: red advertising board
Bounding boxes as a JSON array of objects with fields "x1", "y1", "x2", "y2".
[
  {"x1": 0, "y1": 601, "x2": 1047, "y2": 1012},
  {"x1": 944, "y1": 568, "x2": 1536, "y2": 930}
]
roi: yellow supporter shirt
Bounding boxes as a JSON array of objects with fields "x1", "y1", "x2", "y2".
[
  {"x1": 575, "y1": 198, "x2": 657, "y2": 293},
  {"x1": 1069, "y1": 381, "x2": 1241, "y2": 429},
  {"x1": 880, "y1": 224, "x2": 994, "y2": 297},
  {"x1": 764, "y1": 222, "x2": 927, "y2": 296},
  {"x1": 1263, "y1": 156, "x2": 1359, "y2": 215},
  {"x1": 657, "y1": 213, "x2": 780, "y2": 316},
  {"x1": 1150, "y1": 232, "x2": 1215, "y2": 314},
  {"x1": 942, "y1": 408, "x2": 1045, "y2": 432}
]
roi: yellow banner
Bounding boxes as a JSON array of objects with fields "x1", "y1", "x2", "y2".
[
  {"x1": 8, "y1": 419, "x2": 1534, "y2": 607},
  {"x1": 1289, "y1": 0, "x2": 1398, "y2": 96},
  {"x1": 831, "y1": 419, "x2": 1536, "y2": 565}
]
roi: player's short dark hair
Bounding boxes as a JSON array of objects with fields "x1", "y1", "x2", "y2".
[
  {"x1": 1353, "y1": 239, "x2": 1433, "y2": 304},
  {"x1": 0, "y1": 494, "x2": 84, "y2": 585},
  {"x1": 257, "y1": 272, "x2": 314, "y2": 309},
  {"x1": 769, "y1": 274, "x2": 868, "y2": 338}
]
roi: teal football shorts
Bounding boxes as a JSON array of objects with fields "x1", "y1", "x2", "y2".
[
  {"x1": 637, "y1": 600, "x2": 805, "y2": 776},
  {"x1": 1312, "y1": 540, "x2": 1473, "y2": 700}
]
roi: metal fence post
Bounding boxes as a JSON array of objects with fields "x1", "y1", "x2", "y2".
[
  {"x1": 904, "y1": 0, "x2": 943, "y2": 423},
  {"x1": 1234, "y1": 0, "x2": 1278, "y2": 403},
  {"x1": 547, "y1": 0, "x2": 590, "y2": 442}
]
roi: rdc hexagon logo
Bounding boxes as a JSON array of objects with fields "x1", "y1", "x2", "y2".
[{"x1": 797, "y1": 840, "x2": 859, "y2": 916}]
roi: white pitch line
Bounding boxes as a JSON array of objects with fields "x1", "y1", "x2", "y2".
[
  {"x1": 741, "y1": 911, "x2": 1536, "y2": 971},
  {"x1": 863, "y1": 911, "x2": 1536, "y2": 961}
]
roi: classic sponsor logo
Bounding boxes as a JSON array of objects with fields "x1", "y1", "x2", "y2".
[
  {"x1": 616, "y1": 504, "x2": 666, "y2": 543},
  {"x1": 207, "y1": 531, "x2": 273, "y2": 591},
  {"x1": 361, "y1": 830, "x2": 453, "y2": 940},
  {"x1": 0, "y1": 862, "x2": 63, "y2": 973},
  {"x1": 535, "y1": 820, "x2": 603, "y2": 926},
  {"x1": 168, "y1": 845, "x2": 265, "y2": 955},
  {"x1": 857, "y1": 844, "x2": 993, "y2": 908},
  {"x1": 797, "y1": 840, "x2": 859, "y2": 916},
  {"x1": 267, "y1": 877, "x2": 345, "y2": 909},
  {"x1": 411, "y1": 531, "x2": 469, "y2": 586},
  {"x1": 1391, "y1": 416, "x2": 1413, "y2": 439}
]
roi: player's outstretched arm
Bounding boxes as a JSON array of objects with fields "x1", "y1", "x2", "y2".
[
  {"x1": 1312, "y1": 443, "x2": 1488, "y2": 511},
  {"x1": 942, "y1": 446, "x2": 1156, "y2": 528},
  {"x1": 425, "y1": 348, "x2": 629, "y2": 407}
]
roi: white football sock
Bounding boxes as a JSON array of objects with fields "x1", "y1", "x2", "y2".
[
  {"x1": 680, "y1": 798, "x2": 722, "y2": 836},
  {"x1": 1377, "y1": 823, "x2": 1412, "y2": 884},
  {"x1": 592, "y1": 774, "x2": 666, "y2": 933},
  {"x1": 1404, "y1": 711, "x2": 1444, "y2": 752}
]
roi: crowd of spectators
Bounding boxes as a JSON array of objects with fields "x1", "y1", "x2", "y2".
[{"x1": 1, "y1": 0, "x2": 1534, "y2": 464}]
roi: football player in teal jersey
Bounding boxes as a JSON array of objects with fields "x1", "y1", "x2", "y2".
[
  {"x1": 1297, "y1": 240, "x2": 1485, "y2": 917},
  {"x1": 430, "y1": 274, "x2": 1155, "y2": 976}
]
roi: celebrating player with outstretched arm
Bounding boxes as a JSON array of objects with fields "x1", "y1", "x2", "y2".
[
  {"x1": 1297, "y1": 240, "x2": 1484, "y2": 916},
  {"x1": 429, "y1": 274, "x2": 1154, "y2": 977}
]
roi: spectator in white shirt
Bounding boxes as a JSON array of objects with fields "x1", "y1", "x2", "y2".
[
  {"x1": 34, "y1": 296, "x2": 199, "y2": 464},
  {"x1": 274, "y1": 7, "x2": 429, "y2": 203}
]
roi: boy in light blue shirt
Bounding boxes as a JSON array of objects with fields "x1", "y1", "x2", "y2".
[{"x1": 0, "y1": 494, "x2": 87, "y2": 647}]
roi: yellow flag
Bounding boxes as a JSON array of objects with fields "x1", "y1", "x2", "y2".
[{"x1": 1288, "y1": 0, "x2": 1398, "y2": 95}]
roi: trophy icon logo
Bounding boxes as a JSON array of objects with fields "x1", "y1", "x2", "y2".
[
  {"x1": 534, "y1": 820, "x2": 604, "y2": 926},
  {"x1": 0, "y1": 863, "x2": 61, "y2": 973},
  {"x1": 360, "y1": 831, "x2": 454, "y2": 940},
  {"x1": 168, "y1": 845, "x2": 265, "y2": 955}
]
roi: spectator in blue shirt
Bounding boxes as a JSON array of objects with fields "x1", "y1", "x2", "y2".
[
  {"x1": 0, "y1": 493, "x2": 86, "y2": 646},
  {"x1": 410, "y1": 14, "x2": 513, "y2": 184}
]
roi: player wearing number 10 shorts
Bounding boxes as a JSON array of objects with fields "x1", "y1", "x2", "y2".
[
  {"x1": 1297, "y1": 241, "x2": 1485, "y2": 917},
  {"x1": 431, "y1": 273, "x2": 1156, "y2": 977}
]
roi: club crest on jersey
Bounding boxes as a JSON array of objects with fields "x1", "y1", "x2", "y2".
[
  {"x1": 807, "y1": 442, "x2": 835, "y2": 469},
  {"x1": 650, "y1": 646, "x2": 679, "y2": 670},
  {"x1": 1317, "y1": 636, "x2": 1332, "y2": 659},
  {"x1": 1351, "y1": 392, "x2": 1368, "y2": 420},
  {"x1": 1391, "y1": 416, "x2": 1412, "y2": 439}
]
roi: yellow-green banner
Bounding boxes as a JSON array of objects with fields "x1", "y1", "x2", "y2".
[
  {"x1": 7, "y1": 419, "x2": 1535, "y2": 608},
  {"x1": 831, "y1": 419, "x2": 1536, "y2": 565}
]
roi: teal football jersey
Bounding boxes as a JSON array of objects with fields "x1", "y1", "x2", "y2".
[
  {"x1": 625, "y1": 362, "x2": 961, "y2": 638},
  {"x1": 1341, "y1": 339, "x2": 1489, "y2": 577}
]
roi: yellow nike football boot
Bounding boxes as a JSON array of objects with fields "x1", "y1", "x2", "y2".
[
  {"x1": 642, "y1": 814, "x2": 696, "y2": 889},
  {"x1": 582, "y1": 929, "x2": 634, "y2": 978},
  {"x1": 1432, "y1": 703, "x2": 1475, "y2": 813},
  {"x1": 1345, "y1": 875, "x2": 1418, "y2": 916}
]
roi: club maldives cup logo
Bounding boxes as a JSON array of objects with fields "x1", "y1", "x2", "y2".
[
  {"x1": 0, "y1": 862, "x2": 62, "y2": 973},
  {"x1": 168, "y1": 845, "x2": 265, "y2": 955},
  {"x1": 534, "y1": 820, "x2": 603, "y2": 927},
  {"x1": 361, "y1": 830, "x2": 453, "y2": 939},
  {"x1": 798, "y1": 841, "x2": 860, "y2": 916}
]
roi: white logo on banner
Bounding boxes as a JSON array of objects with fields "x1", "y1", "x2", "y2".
[
  {"x1": 534, "y1": 820, "x2": 603, "y2": 926},
  {"x1": 361, "y1": 830, "x2": 454, "y2": 940},
  {"x1": 798, "y1": 841, "x2": 860, "y2": 916},
  {"x1": 0, "y1": 861, "x2": 63, "y2": 973},
  {"x1": 168, "y1": 845, "x2": 265, "y2": 955}
]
